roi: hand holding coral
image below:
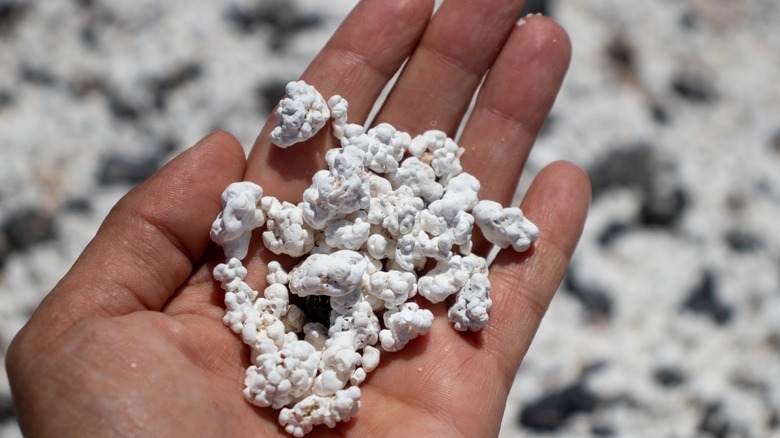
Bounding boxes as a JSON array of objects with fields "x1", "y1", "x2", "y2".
[{"x1": 6, "y1": 2, "x2": 589, "y2": 436}]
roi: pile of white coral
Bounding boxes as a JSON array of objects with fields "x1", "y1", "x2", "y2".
[{"x1": 210, "y1": 80, "x2": 539, "y2": 436}]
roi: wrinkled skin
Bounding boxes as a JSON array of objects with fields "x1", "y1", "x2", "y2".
[{"x1": 6, "y1": 1, "x2": 591, "y2": 437}]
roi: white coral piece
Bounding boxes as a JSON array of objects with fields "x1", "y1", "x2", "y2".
[
  {"x1": 302, "y1": 146, "x2": 371, "y2": 230},
  {"x1": 210, "y1": 182, "x2": 265, "y2": 260},
  {"x1": 447, "y1": 272, "x2": 492, "y2": 332},
  {"x1": 289, "y1": 250, "x2": 368, "y2": 297},
  {"x1": 324, "y1": 211, "x2": 371, "y2": 250},
  {"x1": 428, "y1": 172, "x2": 480, "y2": 221},
  {"x1": 379, "y1": 302, "x2": 434, "y2": 352},
  {"x1": 270, "y1": 80, "x2": 330, "y2": 148},
  {"x1": 388, "y1": 157, "x2": 443, "y2": 202},
  {"x1": 244, "y1": 340, "x2": 320, "y2": 409},
  {"x1": 344, "y1": 123, "x2": 409, "y2": 174},
  {"x1": 367, "y1": 270, "x2": 417, "y2": 309},
  {"x1": 408, "y1": 130, "x2": 464, "y2": 184},
  {"x1": 417, "y1": 254, "x2": 488, "y2": 304},
  {"x1": 278, "y1": 387, "x2": 361, "y2": 438},
  {"x1": 367, "y1": 186, "x2": 423, "y2": 237},
  {"x1": 472, "y1": 200, "x2": 539, "y2": 251},
  {"x1": 260, "y1": 197, "x2": 316, "y2": 257}
]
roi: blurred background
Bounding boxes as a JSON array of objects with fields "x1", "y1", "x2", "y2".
[{"x1": 1, "y1": 0, "x2": 779, "y2": 436}]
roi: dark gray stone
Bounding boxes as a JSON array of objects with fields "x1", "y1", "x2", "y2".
[
  {"x1": 0, "y1": 2, "x2": 27, "y2": 37},
  {"x1": 588, "y1": 145, "x2": 654, "y2": 198},
  {"x1": 598, "y1": 221, "x2": 633, "y2": 246},
  {"x1": 698, "y1": 403, "x2": 732, "y2": 438},
  {"x1": 649, "y1": 102, "x2": 670, "y2": 125},
  {"x1": 297, "y1": 295, "x2": 330, "y2": 328},
  {"x1": 149, "y1": 63, "x2": 202, "y2": 110},
  {"x1": 106, "y1": 90, "x2": 142, "y2": 121},
  {"x1": 97, "y1": 154, "x2": 160, "y2": 185},
  {"x1": 589, "y1": 146, "x2": 687, "y2": 229},
  {"x1": 640, "y1": 185, "x2": 686, "y2": 228},
  {"x1": 605, "y1": 34, "x2": 635, "y2": 75},
  {"x1": 520, "y1": 0, "x2": 549, "y2": 17},
  {"x1": 519, "y1": 381, "x2": 601, "y2": 432},
  {"x1": 653, "y1": 367, "x2": 686, "y2": 388},
  {"x1": 20, "y1": 65, "x2": 56, "y2": 87},
  {"x1": 724, "y1": 229, "x2": 763, "y2": 253},
  {"x1": 672, "y1": 74, "x2": 716, "y2": 104},
  {"x1": 63, "y1": 197, "x2": 93, "y2": 213},
  {"x1": 682, "y1": 270, "x2": 733, "y2": 325},
  {"x1": 225, "y1": 0, "x2": 322, "y2": 51},
  {"x1": 2, "y1": 208, "x2": 57, "y2": 252},
  {"x1": 256, "y1": 79, "x2": 289, "y2": 114},
  {"x1": 770, "y1": 129, "x2": 780, "y2": 154},
  {"x1": 0, "y1": 89, "x2": 12, "y2": 109},
  {"x1": 564, "y1": 268, "x2": 613, "y2": 321},
  {"x1": 0, "y1": 394, "x2": 15, "y2": 423}
]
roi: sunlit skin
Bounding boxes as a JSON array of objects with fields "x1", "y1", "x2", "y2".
[{"x1": 6, "y1": 1, "x2": 591, "y2": 436}]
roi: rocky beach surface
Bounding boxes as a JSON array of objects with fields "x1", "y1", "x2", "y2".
[{"x1": 1, "y1": 1, "x2": 779, "y2": 436}]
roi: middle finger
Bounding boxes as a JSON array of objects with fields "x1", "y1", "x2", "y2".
[{"x1": 373, "y1": 0, "x2": 527, "y2": 135}]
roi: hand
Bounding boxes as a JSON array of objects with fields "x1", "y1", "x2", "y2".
[{"x1": 6, "y1": 1, "x2": 590, "y2": 436}]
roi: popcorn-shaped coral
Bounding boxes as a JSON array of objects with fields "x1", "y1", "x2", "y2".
[
  {"x1": 388, "y1": 157, "x2": 444, "y2": 202},
  {"x1": 417, "y1": 253, "x2": 488, "y2": 304},
  {"x1": 213, "y1": 257, "x2": 249, "y2": 292},
  {"x1": 447, "y1": 272, "x2": 492, "y2": 332},
  {"x1": 254, "y1": 283, "x2": 290, "y2": 318},
  {"x1": 379, "y1": 302, "x2": 434, "y2": 352},
  {"x1": 408, "y1": 130, "x2": 464, "y2": 184},
  {"x1": 266, "y1": 261, "x2": 290, "y2": 285},
  {"x1": 210, "y1": 182, "x2": 265, "y2": 260},
  {"x1": 270, "y1": 80, "x2": 330, "y2": 148},
  {"x1": 327, "y1": 95, "x2": 349, "y2": 141},
  {"x1": 242, "y1": 312, "x2": 288, "y2": 355},
  {"x1": 261, "y1": 197, "x2": 316, "y2": 257},
  {"x1": 244, "y1": 340, "x2": 320, "y2": 409},
  {"x1": 313, "y1": 333, "x2": 363, "y2": 396},
  {"x1": 278, "y1": 387, "x2": 361, "y2": 437},
  {"x1": 289, "y1": 250, "x2": 368, "y2": 297},
  {"x1": 428, "y1": 172, "x2": 480, "y2": 221},
  {"x1": 302, "y1": 146, "x2": 371, "y2": 230},
  {"x1": 367, "y1": 185, "x2": 423, "y2": 237},
  {"x1": 473, "y1": 200, "x2": 539, "y2": 251},
  {"x1": 210, "y1": 84, "x2": 540, "y2": 436},
  {"x1": 329, "y1": 301, "x2": 380, "y2": 350},
  {"x1": 324, "y1": 211, "x2": 371, "y2": 250},
  {"x1": 343, "y1": 122, "x2": 410, "y2": 174},
  {"x1": 367, "y1": 270, "x2": 417, "y2": 309}
]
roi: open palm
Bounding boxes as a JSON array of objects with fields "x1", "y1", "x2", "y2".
[{"x1": 6, "y1": 1, "x2": 590, "y2": 436}]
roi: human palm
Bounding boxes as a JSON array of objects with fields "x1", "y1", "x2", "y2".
[{"x1": 6, "y1": 1, "x2": 590, "y2": 436}]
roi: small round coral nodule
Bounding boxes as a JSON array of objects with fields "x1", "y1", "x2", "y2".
[{"x1": 209, "y1": 81, "x2": 539, "y2": 436}]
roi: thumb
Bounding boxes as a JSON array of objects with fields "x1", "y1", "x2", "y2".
[{"x1": 35, "y1": 130, "x2": 246, "y2": 325}]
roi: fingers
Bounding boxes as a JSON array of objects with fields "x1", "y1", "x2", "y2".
[
  {"x1": 459, "y1": 16, "x2": 572, "y2": 206},
  {"x1": 374, "y1": 0, "x2": 528, "y2": 134},
  {"x1": 483, "y1": 161, "x2": 591, "y2": 383},
  {"x1": 244, "y1": 0, "x2": 434, "y2": 202},
  {"x1": 34, "y1": 131, "x2": 246, "y2": 324}
]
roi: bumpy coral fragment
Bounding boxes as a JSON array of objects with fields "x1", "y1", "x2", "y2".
[
  {"x1": 473, "y1": 200, "x2": 539, "y2": 251},
  {"x1": 289, "y1": 250, "x2": 368, "y2": 297},
  {"x1": 379, "y1": 302, "x2": 434, "y2": 352},
  {"x1": 210, "y1": 182, "x2": 265, "y2": 260},
  {"x1": 447, "y1": 272, "x2": 492, "y2": 332},
  {"x1": 270, "y1": 80, "x2": 330, "y2": 148}
]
